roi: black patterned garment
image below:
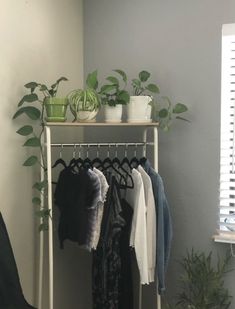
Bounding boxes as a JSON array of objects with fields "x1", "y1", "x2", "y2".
[
  {"x1": 92, "y1": 176, "x2": 133, "y2": 309},
  {"x1": 54, "y1": 167, "x2": 101, "y2": 250}
]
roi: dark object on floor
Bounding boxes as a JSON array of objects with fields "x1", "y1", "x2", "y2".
[{"x1": 0, "y1": 212, "x2": 36, "y2": 309}]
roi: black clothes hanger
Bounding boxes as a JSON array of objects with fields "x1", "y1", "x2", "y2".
[
  {"x1": 52, "y1": 157, "x2": 67, "y2": 169},
  {"x1": 52, "y1": 145, "x2": 67, "y2": 169}
]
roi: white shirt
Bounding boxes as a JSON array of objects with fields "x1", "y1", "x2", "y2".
[
  {"x1": 137, "y1": 165, "x2": 156, "y2": 283},
  {"x1": 126, "y1": 168, "x2": 149, "y2": 285}
]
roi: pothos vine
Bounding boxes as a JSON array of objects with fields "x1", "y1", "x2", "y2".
[{"x1": 13, "y1": 77, "x2": 68, "y2": 231}]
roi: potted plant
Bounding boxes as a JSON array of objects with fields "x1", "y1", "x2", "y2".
[
  {"x1": 99, "y1": 69, "x2": 130, "y2": 122},
  {"x1": 67, "y1": 71, "x2": 100, "y2": 122},
  {"x1": 12, "y1": 76, "x2": 68, "y2": 231},
  {"x1": 127, "y1": 70, "x2": 159, "y2": 123}
]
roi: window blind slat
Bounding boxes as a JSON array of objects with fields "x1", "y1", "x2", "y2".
[{"x1": 218, "y1": 25, "x2": 235, "y2": 242}]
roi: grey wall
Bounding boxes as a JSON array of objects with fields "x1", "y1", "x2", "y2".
[{"x1": 84, "y1": 0, "x2": 235, "y2": 307}]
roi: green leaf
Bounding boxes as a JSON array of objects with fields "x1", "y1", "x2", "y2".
[
  {"x1": 33, "y1": 180, "x2": 48, "y2": 191},
  {"x1": 18, "y1": 93, "x2": 38, "y2": 107},
  {"x1": 173, "y1": 103, "x2": 188, "y2": 114},
  {"x1": 16, "y1": 125, "x2": 33, "y2": 136},
  {"x1": 23, "y1": 137, "x2": 41, "y2": 147},
  {"x1": 100, "y1": 84, "x2": 117, "y2": 94},
  {"x1": 106, "y1": 76, "x2": 119, "y2": 86},
  {"x1": 139, "y1": 70, "x2": 150, "y2": 82},
  {"x1": 176, "y1": 116, "x2": 190, "y2": 122},
  {"x1": 36, "y1": 209, "x2": 51, "y2": 218},
  {"x1": 86, "y1": 70, "x2": 98, "y2": 90},
  {"x1": 40, "y1": 84, "x2": 48, "y2": 91},
  {"x1": 32, "y1": 197, "x2": 41, "y2": 205},
  {"x1": 145, "y1": 83, "x2": 160, "y2": 93},
  {"x1": 56, "y1": 76, "x2": 68, "y2": 83},
  {"x1": 38, "y1": 223, "x2": 49, "y2": 232},
  {"x1": 132, "y1": 79, "x2": 141, "y2": 87},
  {"x1": 159, "y1": 108, "x2": 169, "y2": 118},
  {"x1": 24, "y1": 82, "x2": 39, "y2": 89},
  {"x1": 13, "y1": 106, "x2": 41, "y2": 120},
  {"x1": 23, "y1": 156, "x2": 38, "y2": 166},
  {"x1": 117, "y1": 90, "x2": 130, "y2": 104},
  {"x1": 113, "y1": 69, "x2": 127, "y2": 83}
]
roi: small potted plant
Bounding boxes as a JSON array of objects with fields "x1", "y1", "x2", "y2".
[
  {"x1": 127, "y1": 70, "x2": 159, "y2": 123},
  {"x1": 17, "y1": 77, "x2": 69, "y2": 122},
  {"x1": 67, "y1": 71, "x2": 100, "y2": 122},
  {"x1": 99, "y1": 69, "x2": 130, "y2": 122}
]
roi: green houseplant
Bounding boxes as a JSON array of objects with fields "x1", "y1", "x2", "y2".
[
  {"x1": 127, "y1": 70, "x2": 160, "y2": 123},
  {"x1": 99, "y1": 69, "x2": 130, "y2": 122},
  {"x1": 13, "y1": 76, "x2": 68, "y2": 231},
  {"x1": 163, "y1": 249, "x2": 233, "y2": 309},
  {"x1": 68, "y1": 70, "x2": 100, "y2": 122}
]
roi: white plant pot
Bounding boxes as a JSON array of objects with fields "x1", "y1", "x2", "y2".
[
  {"x1": 127, "y1": 96, "x2": 152, "y2": 123},
  {"x1": 103, "y1": 105, "x2": 123, "y2": 123},
  {"x1": 76, "y1": 110, "x2": 98, "y2": 122}
]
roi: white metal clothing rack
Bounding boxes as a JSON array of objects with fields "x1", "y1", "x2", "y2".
[{"x1": 38, "y1": 122, "x2": 161, "y2": 309}]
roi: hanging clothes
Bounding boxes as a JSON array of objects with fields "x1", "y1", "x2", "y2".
[
  {"x1": 0, "y1": 212, "x2": 36, "y2": 309},
  {"x1": 141, "y1": 159, "x2": 173, "y2": 295},
  {"x1": 54, "y1": 167, "x2": 101, "y2": 250},
  {"x1": 92, "y1": 175, "x2": 132, "y2": 309},
  {"x1": 137, "y1": 165, "x2": 156, "y2": 283},
  {"x1": 125, "y1": 168, "x2": 149, "y2": 285}
]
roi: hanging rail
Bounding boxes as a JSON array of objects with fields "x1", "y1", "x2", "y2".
[{"x1": 46, "y1": 142, "x2": 154, "y2": 147}]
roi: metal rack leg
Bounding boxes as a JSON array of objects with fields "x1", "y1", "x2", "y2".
[
  {"x1": 153, "y1": 127, "x2": 161, "y2": 309},
  {"x1": 46, "y1": 126, "x2": 54, "y2": 309},
  {"x1": 38, "y1": 151, "x2": 44, "y2": 309}
]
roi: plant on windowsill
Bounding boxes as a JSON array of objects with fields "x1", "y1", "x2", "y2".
[
  {"x1": 12, "y1": 76, "x2": 68, "y2": 231},
  {"x1": 67, "y1": 70, "x2": 101, "y2": 122},
  {"x1": 99, "y1": 69, "x2": 130, "y2": 123}
]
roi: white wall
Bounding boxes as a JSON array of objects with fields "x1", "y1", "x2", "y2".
[
  {"x1": 0, "y1": 0, "x2": 83, "y2": 306},
  {"x1": 84, "y1": 0, "x2": 235, "y2": 307}
]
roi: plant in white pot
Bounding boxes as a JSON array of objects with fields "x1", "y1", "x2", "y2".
[
  {"x1": 127, "y1": 70, "x2": 160, "y2": 123},
  {"x1": 68, "y1": 71, "x2": 100, "y2": 122},
  {"x1": 99, "y1": 70, "x2": 130, "y2": 123}
]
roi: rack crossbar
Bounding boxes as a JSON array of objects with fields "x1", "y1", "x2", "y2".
[{"x1": 47, "y1": 142, "x2": 154, "y2": 147}]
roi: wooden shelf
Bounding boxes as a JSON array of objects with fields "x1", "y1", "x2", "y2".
[{"x1": 45, "y1": 122, "x2": 159, "y2": 127}]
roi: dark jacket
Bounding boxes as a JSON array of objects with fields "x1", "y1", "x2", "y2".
[{"x1": 0, "y1": 212, "x2": 36, "y2": 309}]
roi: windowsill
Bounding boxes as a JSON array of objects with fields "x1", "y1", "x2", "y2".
[{"x1": 213, "y1": 234, "x2": 235, "y2": 244}]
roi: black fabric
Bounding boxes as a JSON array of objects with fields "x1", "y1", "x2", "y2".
[
  {"x1": 119, "y1": 199, "x2": 133, "y2": 309},
  {"x1": 92, "y1": 176, "x2": 134, "y2": 309},
  {"x1": 0, "y1": 212, "x2": 36, "y2": 309},
  {"x1": 54, "y1": 167, "x2": 98, "y2": 249}
]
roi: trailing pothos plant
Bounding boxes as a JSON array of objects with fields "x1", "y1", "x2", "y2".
[
  {"x1": 152, "y1": 96, "x2": 189, "y2": 131},
  {"x1": 13, "y1": 77, "x2": 68, "y2": 231}
]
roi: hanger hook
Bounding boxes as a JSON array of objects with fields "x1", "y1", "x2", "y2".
[
  {"x1": 107, "y1": 144, "x2": 111, "y2": 158},
  {"x1": 125, "y1": 144, "x2": 128, "y2": 157},
  {"x1": 115, "y1": 143, "x2": 118, "y2": 157},
  {"x1": 87, "y1": 144, "x2": 90, "y2": 158},
  {"x1": 73, "y1": 144, "x2": 76, "y2": 158},
  {"x1": 134, "y1": 143, "x2": 137, "y2": 157},
  {"x1": 96, "y1": 144, "x2": 100, "y2": 157},
  {"x1": 59, "y1": 144, "x2": 63, "y2": 159}
]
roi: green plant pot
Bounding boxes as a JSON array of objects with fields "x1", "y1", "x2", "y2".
[{"x1": 44, "y1": 97, "x2": 68, "y2": 122}]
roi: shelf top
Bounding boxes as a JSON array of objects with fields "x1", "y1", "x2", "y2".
[{"x1": 45, "y1": 122, "x2": 159, "y2": 127}]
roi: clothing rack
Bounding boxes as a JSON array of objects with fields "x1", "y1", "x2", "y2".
[{"x1": 38, "y1": 123, "x2": 160, "y2": 309}]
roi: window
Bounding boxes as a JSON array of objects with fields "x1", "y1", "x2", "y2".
[{"x1": 215, "y1": 24, "x2": 235, "y2": 244}]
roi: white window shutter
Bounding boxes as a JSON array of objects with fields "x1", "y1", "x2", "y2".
[{"x1": 215, "y1": 24, "x2": 235, "y2": 243}]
